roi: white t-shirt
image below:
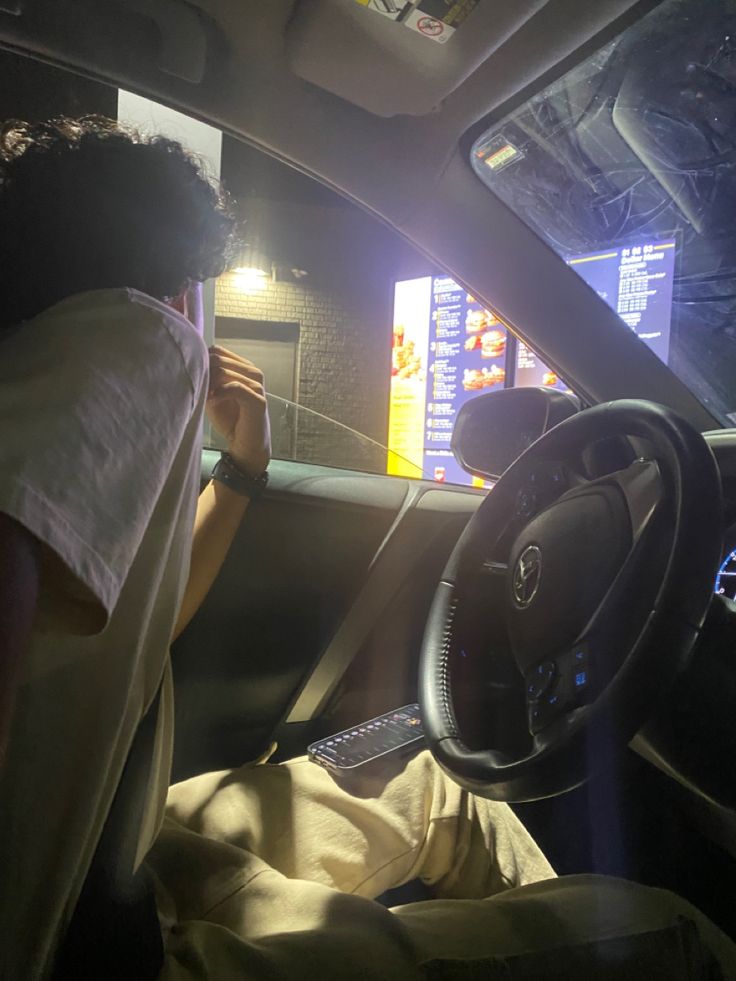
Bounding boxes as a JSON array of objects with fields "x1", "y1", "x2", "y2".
[{"x1": 0, "y1": 289, "x2": 208, "y2": 980}]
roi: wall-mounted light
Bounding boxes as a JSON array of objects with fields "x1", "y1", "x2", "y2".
[
  {"x1": 232, "y1": 267, "x2": 270, "y2": 292},
  {"x1": 231, "y1": 243, "x2": 271, "y2": 292}
]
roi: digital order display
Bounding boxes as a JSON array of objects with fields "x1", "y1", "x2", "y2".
[
  {"x1": 387, "y1": 239, "x2": 676, "y2": 486},
  {"x1": 567, "y1": 239, "x2": 677, "y2": 364},
  {"x1": 387, "y1": 275, "x2": 568, "y2": 486},
  {"x1": 424, "y1": 277, "x2": 508, "y2": 485},
  {"x1": 387, "y1": 276, "x2": 507, "y2": 486},
  {"x1": 515, "y1": 340, "x2": 570, "y2": 391}
]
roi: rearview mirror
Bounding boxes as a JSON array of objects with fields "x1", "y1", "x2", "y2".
[{"x1": 451, "y1": 387, "x2": 580, "y2": 481}]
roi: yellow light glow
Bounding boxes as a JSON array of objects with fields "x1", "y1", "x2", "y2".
[
  {"x1": 387, "y1": 277, "x2": 432, "y2": 478},
  {"x1": 232, "y1": 267, "x2": 269, "y2": 292}
]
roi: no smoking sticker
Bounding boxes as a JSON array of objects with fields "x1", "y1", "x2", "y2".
[
  {"x1": 404, "y1": 9, "x2": 452, "y2": 42},
  {"x1": 418, "y1": 16, "x2": 444, "y2": 36}
]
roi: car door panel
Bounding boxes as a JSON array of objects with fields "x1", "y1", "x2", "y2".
[{"x1": 171, "y1": 452, "x2": 481, "y2": 781}]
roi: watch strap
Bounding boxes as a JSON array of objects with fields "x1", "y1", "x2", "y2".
[{"x1": 210, "y1": 453, "x2": 269, "y2": 500}]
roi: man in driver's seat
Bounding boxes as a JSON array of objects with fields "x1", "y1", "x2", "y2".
[{"x1": 0, "y1": 117, "x2": 734, "y2": 981}]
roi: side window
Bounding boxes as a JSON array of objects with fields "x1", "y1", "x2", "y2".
[
  {"x1": 0, "y1": 48, "x2": 573, "y2": 489},
  {"x1": 212, "y1": 137, "x2": 436, "y2": 479},
  {"x1": 213, "y1": 142, "x2": 576, "y2": 488}
]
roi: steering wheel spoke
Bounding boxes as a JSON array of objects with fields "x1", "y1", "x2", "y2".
[{"x1": 608, "y1": 457, "x2": 663, "y2": 541}]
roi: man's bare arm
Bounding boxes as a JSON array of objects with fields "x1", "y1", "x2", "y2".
[
  {"x1": 173, "y1": 347, "x2": 271, "y2": 641},
  {"x1": 173, "y1": 479, "x2": 249, "y2": 640},
  {"x1": 0, "y1": 513, "x2": 40, "y2": 762}
]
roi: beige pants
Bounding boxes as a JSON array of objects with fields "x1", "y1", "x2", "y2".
[{"x1": 148, "y1": 751, "x2": 736, "y2": 979}]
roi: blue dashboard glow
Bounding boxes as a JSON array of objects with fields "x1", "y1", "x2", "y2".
[{"x1": 715, "y1": 549, "x2": 736, "y2": 600}]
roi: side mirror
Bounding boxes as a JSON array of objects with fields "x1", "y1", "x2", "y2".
[{"x1": 451, "y1": 387, "x2": 580, "y2": 481}]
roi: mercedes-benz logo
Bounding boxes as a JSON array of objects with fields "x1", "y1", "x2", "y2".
[{"x1": 512, "y1": 545, "x2": 542, "y2": 609}]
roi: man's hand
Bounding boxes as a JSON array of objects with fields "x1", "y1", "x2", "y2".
[{"x1": 206, "y1": 346, "x2": 271, "y2": 477}]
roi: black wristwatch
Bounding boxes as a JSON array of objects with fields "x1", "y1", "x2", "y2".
[{"x1": 210, "y1": 453, "x2": 269, "y2": 501}]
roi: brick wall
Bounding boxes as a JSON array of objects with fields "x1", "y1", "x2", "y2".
[
  {"x1": 213, "y1": 191, "x2": 436, "y2": 474},
  {"x1": 215, "y1": 270, "x2": 391, "y2": 472}
]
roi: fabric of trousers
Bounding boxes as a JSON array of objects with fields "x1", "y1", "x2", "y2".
[{"x1": 146, "y1": 750, "x2": 736, "y2": 980}]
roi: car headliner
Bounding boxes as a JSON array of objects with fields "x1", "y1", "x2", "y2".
[{"x1": 0, "y1": 0, "x2": 717, "y2": 431}]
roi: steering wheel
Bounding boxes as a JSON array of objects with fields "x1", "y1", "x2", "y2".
[{"x1": 419, "y1": 400, "x2": 723, "y2": 801}]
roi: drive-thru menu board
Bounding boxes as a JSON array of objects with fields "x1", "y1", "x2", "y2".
[
  {"x1": 517, "y1": 238, "x2": 677, "y2": 387},
  {"x1": 387, "y1": 239, "x2": 676, "y2": 485},
  {"x1": 425, "y1": 276, "x2": 507, "y2": 459},
  {"x1": 515, "y1": 341, "x2": 569, "y2": 391},
  {"x1": 388, "y1": 275, "x2": 506, "y2": 486},
  {"x1": 386, "y1": 277, "x2": 432, "y2": 480},
  {"x1": 568, "y1": 238, "x2": 676, "y2": 364}
]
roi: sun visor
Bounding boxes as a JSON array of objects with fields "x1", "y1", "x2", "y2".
[{"x1": 285, "y1": 0, "x2": 550, "y2": 117}]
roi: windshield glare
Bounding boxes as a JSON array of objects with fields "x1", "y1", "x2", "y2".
[{"x1": 471, "y1": 0, "x2": 736, "y2": 427}]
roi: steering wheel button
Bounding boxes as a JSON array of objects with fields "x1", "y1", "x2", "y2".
[
  {"x1": 526, "y1": 661, "x2": 556, "y2": 700},
  {"x1": 515, "y1": 487, "x2": 537, "y2": 517}
]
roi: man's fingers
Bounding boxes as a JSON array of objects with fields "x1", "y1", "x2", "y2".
[
  {"x1": 209, "y1": 356, "x2": 264, "y2": 384},
  {"x1": 209, "y1": 350, "x2": 264, "y2": 377},
  {"x1": 207, "y1": 379, "x2": 267, "y2": 406},
  {"x1": 208, "y1": 347, "x2": 264, "y2": 380},
  {"x1": 210, "y1": 344, "x2": 252, "y2": 360},
  {"x1": 209, "y1": 366, "x2": 266, "y2": 398}
]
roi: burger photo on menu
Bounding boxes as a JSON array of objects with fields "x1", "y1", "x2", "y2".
[
  {"x1": 465, "y1": 308, "x2": 498, "y2": 334},
  {"x1": 462, "y1": 365, "x2": 506, "y2": 391},
  {"x1": 481, "y1": 329, "x2": 507, "y2": 359}
]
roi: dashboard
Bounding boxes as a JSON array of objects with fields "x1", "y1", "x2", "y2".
[
  {"x1": 706, "y1": 430, "x2": 736, "y2": 603},
  {"x1": 716, "y1": 548, "x2": 736, "y2": 601}
]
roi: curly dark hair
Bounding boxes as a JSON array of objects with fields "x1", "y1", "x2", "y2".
[{"x1": 0, "y1": 115, "x2": 237, "y2": 328}]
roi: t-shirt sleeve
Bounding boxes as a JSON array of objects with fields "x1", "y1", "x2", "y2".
[{"x1": 0, "y1": 293, "x2": 207, "y2": 634}]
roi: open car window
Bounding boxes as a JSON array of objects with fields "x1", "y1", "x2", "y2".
[
  {"x1": 471, "y1": 0, "x2": 736, "y2": 427},
  {"x1": 0, "y1": 45, "x2": 577, "y2": 490}
]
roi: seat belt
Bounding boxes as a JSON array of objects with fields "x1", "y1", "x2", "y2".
[{"x1": 53, "y1": 684, "x2": 165, "y2": 981}]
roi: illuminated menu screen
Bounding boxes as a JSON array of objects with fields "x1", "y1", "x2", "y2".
[
  {"x1": 388, "y1": 275, "x2": 505, "y2": 486},
  {"x1": 387, "y1": 240, "x2": 676, "y2": 486},
  {"x1": 567, "y1": 238, "x2": 677, "y2": 364},
  {"x1": 515, "y1": 341, "x2": 569, "y2": 391},
  {"x1": 425, "y1": 277, "x2": 507, "y2": 472}
]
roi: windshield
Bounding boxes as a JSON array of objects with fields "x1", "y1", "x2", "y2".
[{"x1": 471, "y1": 0, "x2": 736, "y2": 426}]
